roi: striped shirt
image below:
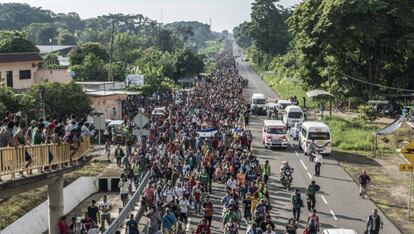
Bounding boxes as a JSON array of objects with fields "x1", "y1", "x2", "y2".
[{"x1": 0, "y1": 127, "x2": 14, "y2": 147}]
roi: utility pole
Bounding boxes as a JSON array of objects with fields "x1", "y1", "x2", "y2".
[
  {"x1": 109, "y1": 20, "x2": 115, "y2": 91},
  {"x1": 209, "y1": 18, "x2": 212, "y2": 31}
]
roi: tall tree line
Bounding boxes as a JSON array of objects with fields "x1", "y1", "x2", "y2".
[{"x1": 234, "y1": 0, "x2": 414, "y2": 100}]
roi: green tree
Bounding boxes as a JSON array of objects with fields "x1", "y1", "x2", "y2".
[
  {"x1": 105, "y1": 62, "x2": 127, "y2": 81},
  {"x1": 70, "y1": 54, "x2": 107, "y2": 81},
  {"x1": 55, "y1": 12, "x2": 84, "y2": 32},
  {"x1": 57, "y1": 30, "x2": 77, "y2": 45},
  {"x1": 233, "y1": 22, "x2": 252, "y2": 49},
  {"x1": 24, "y1": 23, "x2": 58, "y2": 45},
  {"x1": 173, "y1": 48, "x2": 204, "y2": 81},
  {"x1": 0, "y1": 31, "x2": 39, "y2": 53},
  {"x1": 249, "y1": 0, "x2": 291, "y2": 56},
  {"x1": 155, "y1": 29, "x2": 181, "y2": 53},
  {"x1": 41, "y1": 53, "x2": 60, "y2": 69},
  {"x1": 0, "y1": 85, "x2": 35, "y2": 118},
  {"x1": 0, "y1": 3, "x2": 54, "y2": 30},
  {"x1": 69, "y1": 42, "x2": 108, "y2": 65},
  {"x1": 287, "y1": 0, "x2": 414, "y2": 99},
  {"x1": 28, "y1": 82, "x2": 92, "y2": 119}
]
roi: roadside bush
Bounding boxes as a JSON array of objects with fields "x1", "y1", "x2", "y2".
[
  {"x1": 325, "y1": 117, "x2": 380, "y2": 152},
  {"x1": 358, "y1": 104, "x2": 378, "y2": 123}
]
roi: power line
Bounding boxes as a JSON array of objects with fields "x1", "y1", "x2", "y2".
[{"x1": 339, "y1": 72, "x2": 414, "y2": 93}]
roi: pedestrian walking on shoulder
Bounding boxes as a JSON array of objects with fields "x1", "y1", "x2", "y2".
[
  {"x1": 291, "y1": 189, "x2": 303, "y2": 221},
  {"x1": 105, "y1": 141, "x2": 111, "y2": 162},
  {"x1": 365, "y1": 209, "x2": 383, "y2": 234},
  {"x1": 358, "y1": 170, "x2": 371, "y2": 199},
  {"x1": 306, "y1": 181, "x2": 320, "y2": 211},
  {"x1": 314, "y1": 151, "x2": 322, "y2": 177}
]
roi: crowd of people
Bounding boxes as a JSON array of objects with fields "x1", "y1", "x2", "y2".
[{"x1": 0, "y1": 112, "x2": 92, "y2": 182}]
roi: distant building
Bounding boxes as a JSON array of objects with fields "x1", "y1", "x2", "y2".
[
  {"x1": 36, "y1": 45, "x2": 75, "y2": 68},
  {"x1": 0, "y1": 52, "x2": 72, "y2": 90}
]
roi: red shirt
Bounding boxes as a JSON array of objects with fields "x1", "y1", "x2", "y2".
[{"x1": 196, "y1": 223, "x2": 211, "y2": 234}]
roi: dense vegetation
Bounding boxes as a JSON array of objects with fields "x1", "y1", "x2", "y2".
[
  {"x1": 0, "y1": 3, "x2": 226, "y2": 118},
  {"x1": 234, "y1": 0, "x2": 414, "y2": 101}
]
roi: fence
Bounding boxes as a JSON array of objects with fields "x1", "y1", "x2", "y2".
[
  {"x1": 0, "y1": 137, "x2": 91, "y2": 179},
  {"x1": 103, "y1": 171, "x2": 150, "y2": 234}
]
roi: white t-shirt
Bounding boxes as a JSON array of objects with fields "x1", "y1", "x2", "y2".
[
  {"x1": 119, "y1": 180, "x2": 129, "y2": 194},
  {"x1": 98, "y1": 200, "x2": 112, "y2": 214},
  {"x1": 226, "y1": 179, "x2": 237, "y2": 190},
  {"x1": 175, "y1": 186, "x2": 185, "y2": 200},
  {"x1": 165, "y1": 188, "x2": 175, "y2": 202},
  {"x1": 179, "y1": 199, "x2": 190, "y2": 213}
]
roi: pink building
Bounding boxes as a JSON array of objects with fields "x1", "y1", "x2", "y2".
[{"x1": 0, "y1": 52, "x2": 72, "y2": 90}]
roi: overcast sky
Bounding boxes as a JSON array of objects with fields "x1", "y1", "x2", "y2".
[{"x1": 0, "y1": 0, "x2": 302, "y2": 31}]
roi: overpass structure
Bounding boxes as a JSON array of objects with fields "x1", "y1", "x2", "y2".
[{"x1": 0, "y1": 138, "x2": 91, "y2": 234}]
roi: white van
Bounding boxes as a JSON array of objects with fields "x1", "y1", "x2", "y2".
[
  {"x1": 262, "y1": 120, "x2": 288, "y2": 148},
  {"x1": 283, "y1": 105, "x2": 304, "y2": 127},
  {"x1": 251, "y1": 93, "x2": 267, "y2": 115},
  {"x1": 299, "y1": 121, "x2": 331, "y2": 156},
  {"x1": 277, "y1": 99, "x2": 292, "y2": 112}
]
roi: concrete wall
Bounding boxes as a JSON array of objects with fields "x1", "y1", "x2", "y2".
[
  {"x1": 90, "y1": 94, "x2": 127, "y2": 120},
  {"x1": 0, "y1": 61, "x2": 38, "y2": 89},
  {"x1": 2, "y1": 177, "x2": 98, "y2": 234},
  {"x1": 35, "y1": 69, "x2": 72, "y2": 84}
]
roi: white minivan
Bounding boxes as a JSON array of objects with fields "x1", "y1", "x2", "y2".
[
  {"x1": 283, "y1": 105, "x2": 304, "y2": 127},
  {"x1": 299, "y1": 121, "x2": 331, "y2": 156},
  {"x1": 251, "y1": 93, "x2": 267, "y2": 115},
  {"x1": 262, "y1": 120, "x2": 288, "y2": 148}
]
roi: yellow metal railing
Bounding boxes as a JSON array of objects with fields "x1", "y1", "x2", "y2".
[{"x1": 0, "y1": 137, "x2": 91, "y2": 179}]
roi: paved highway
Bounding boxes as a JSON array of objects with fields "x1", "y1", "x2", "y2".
[{"x1": 187, "y1": 45, "x2": 401, "y2": 233}]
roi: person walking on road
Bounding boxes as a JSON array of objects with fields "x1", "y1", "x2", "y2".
[
  {"x1": 314, "y1": 151, "x2": 323, "y2": 177},
  {"x1": 285, "y1": 218, "x2": 298, "y2": 234},
  {"x1": 306, "y1": 210, "x2": 320, "y2": 234},
  {"x1": 98, "y1": 195, "x2": 112, "y2": 231},
  {"x1": 195, "y1": 218, "x2": 211, "y2": 234},
  {"x1": 114, "y1": 144, "x2": 125, "y2": 166},
  {"x1": 263, "y1": 160, "x2": 271, "y2": 184},
  {"x1": 202, "y1": 195, "x2": 214, "y2": 227},
  {"x1": 358, "y1": 170, "x2": 371, "y2": 199},
  {"x1": 162, "y1": 208, "x2": 176, "y2": 234},
  {"x1": 306, "y1": 181, "x2": 320, "y2": 211},
  {"x1": 126, "y1": 214, "x2": 139, "y2": 234},
  {"x1": 291, "y1": 189, "x2": 304, "y2": 221},
  {"x1": 365, "y1": 209, "x2": 383, "y2": 234}
]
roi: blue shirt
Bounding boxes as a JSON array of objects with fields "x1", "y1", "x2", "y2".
[{"x1": 162, "y1": 213, "x2": 176, "y2": 230}]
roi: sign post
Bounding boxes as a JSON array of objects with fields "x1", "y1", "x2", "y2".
[{"x1": 400, "y1": 141, "x2": 414, "y2": 219}]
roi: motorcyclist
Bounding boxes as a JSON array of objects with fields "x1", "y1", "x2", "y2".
[
  {"x1": 279, "y1": 161, "x2": 293, "y2": 186},
  {"x1": 279, "y1": 161, "x2": 291, "y2": 174}
]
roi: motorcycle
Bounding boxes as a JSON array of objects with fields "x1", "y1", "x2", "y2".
[{"x1": 281, "y1": 168, "x2": 294, "y2": 191}]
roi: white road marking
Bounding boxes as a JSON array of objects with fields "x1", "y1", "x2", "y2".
[
  {"x1": 330, "y1": 210, "x2": 338, "y2": 221},
  {"x1": 321, "y1": 195, "x2": 328, "y2": 205},
  {"x1": 300, "y1": 159, "x2": 308, "y2": 170},
  {"x1": 290, "y1": 142, "x2": 294, "y2": 148},
  {"x1": 295, "y1": 151, "x2": 299, "y2": 156},
  {"x1": 307, "y1": 172, "x2": 313, "y2": 179}
]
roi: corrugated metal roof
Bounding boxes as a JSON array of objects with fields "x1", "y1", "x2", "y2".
[
  {"x1": 0, "y1": 52, "x2": 43, "y2": 63},
  {"x1": 36, "y1": 45, "x2": 75, "y2": 54}
]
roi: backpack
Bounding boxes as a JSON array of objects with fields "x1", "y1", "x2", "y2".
[{"x1": 307, "y1": 216, "x2": 317, "y2": 230}]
